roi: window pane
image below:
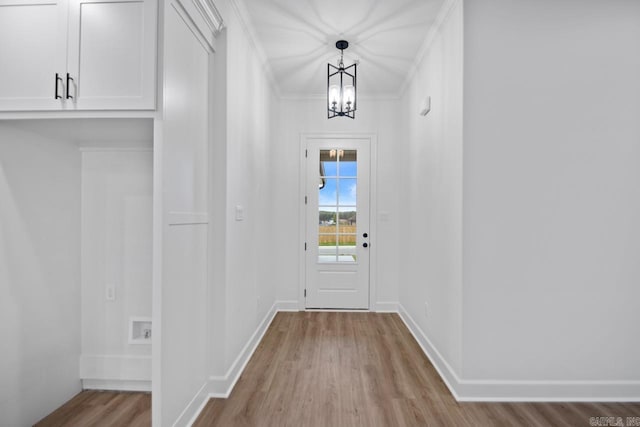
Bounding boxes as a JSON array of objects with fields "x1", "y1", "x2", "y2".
[
  {"x1": 319, "y1": 210, "x2": 336, "y2": 226},
  {"x1": 339, "y1": 150, "x2": 357, "y2": 177},
  {"x1": 320, "y1": 150, "x2": 338, "y2": 177},
  {"x1": 319, "y1": 178, "x2": 337, "y2": 206},
  {"x1": 317, "y1": 148, "x2": 359, "y2": 264},
  {"x1": 318, "y1": 233, "x2": 337, "y2": 245},
  {"x1": 338, "y1": 234, "x2": 356, "y2": 245},
  {"x1": 337, "y1": 178, "x2": 356, "y2": 205},
  {"x1": 336, "y1": 209, "x2": 356, "y2": 230},
  {"x1": 338, "y1": 247, "x2": 356, "y2": 262}
]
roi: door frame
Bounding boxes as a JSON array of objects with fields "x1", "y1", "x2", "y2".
[{"x1": 298, "y1": 133, "x2": 378, "y2": 311}]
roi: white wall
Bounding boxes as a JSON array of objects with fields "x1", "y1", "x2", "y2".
[
  {"x1": 397, "y1": 0, "x2": 464, "y2": 374},
  {"x1": 0, "y1": 122, "x2": 81, "y2": 427},
  {"x1": 462, "y1": 0, "x2": 640, "y2": 391},
  {"x1": 79, "y1": 146, "x2": 153, "y2": 388},
  {"x1": 213, "y1": 2, "x2": 278, "y2": 377},
  {"x1": 275, "y1": 97, "x2": 401, "y2": 309},
  {"x1": 156, "y1": 1, "x2": 212, "y2": 424}
]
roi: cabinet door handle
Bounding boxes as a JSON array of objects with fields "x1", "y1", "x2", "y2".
[
  {"x1": 66, "y1": 73, "x2": 74, "y2": 99},
  {"x1": 55, "y1": 73, "x2": 63, "y2": 99}
]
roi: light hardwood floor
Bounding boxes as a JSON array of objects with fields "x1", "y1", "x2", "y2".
[
  {"x1": 194, "y1": 312, "x2": 640, "y2": 426},
  {"x1": 36, "y1": 312, "x2": 640, "y2": 426},
  {"x1": 34, "y1": 390, "x2": 150, "y2": 427}
]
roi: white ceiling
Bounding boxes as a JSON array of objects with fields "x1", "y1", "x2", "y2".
[{"x1": 239, "y1": 0, "x2": 446, "y2": 98}]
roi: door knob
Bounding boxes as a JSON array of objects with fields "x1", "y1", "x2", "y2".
[{"x1": 363, "y1": 242, "x2": 368, "y2": 248}]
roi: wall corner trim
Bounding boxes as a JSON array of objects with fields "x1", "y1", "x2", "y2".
[
  {"x1": 398, "y1": 0, "x2": 461, "y2": 97},
  {"x1": 227, "y1": 0, "x2": 282, "y2": 97}
]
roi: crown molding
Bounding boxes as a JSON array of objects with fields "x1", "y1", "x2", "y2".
[
  {"x1": 398, "y1": 0, "x2": 461, "y2": 97},
  {"x1": 227, "y1": 0, "x2": 282, "y2": 98},
  {"x1": 193, "y1": 0, "x2": 224, "y2": 35}
]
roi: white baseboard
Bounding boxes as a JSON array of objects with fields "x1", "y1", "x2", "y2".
[
  {"x1": 397, "y1": 303, "x2": 640, "y2": 402},
  {"x1": 374, "y1": 301, "x2": 399, "y2": 312},
  {"x1": 397, "y1": 303, "x2": 461, "y2": 400},
  {"x1": 275, "y1": 300, "x2": 300, "y2": 311},
  {"x1": 80, "y1": 354, "x2": 151, "y2": 388},
  {"x1": 208, "y1": 302, "x2": 279, "y2": 398},
  {"x1": 82, "y1": 379, "x2": 151, "y2": 392},
  {"x1": 272, "y1": 300, "x2": 399, "y2": 313},
  {"x1": 174, "y1": 381, "x2": 210, "y2": 427}
]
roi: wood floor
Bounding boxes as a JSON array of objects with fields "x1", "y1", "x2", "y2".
[
  {"x1": 35, "y1": 312, "x2": 640, "y2": 426},
  {"x1": 194, "y1": 312, "x2": 640, "y2": 427},
  {"x1": 34, "y1": 390, "x2": 150, "y2": 427}
]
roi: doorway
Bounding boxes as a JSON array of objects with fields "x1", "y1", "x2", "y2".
[{"x1": 301, "y1": 135, "x2": 376, "y2": 309}]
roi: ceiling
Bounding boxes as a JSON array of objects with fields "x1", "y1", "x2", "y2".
[{"x1": 239, "y1": 0, "x2": 446, "y2": 98}]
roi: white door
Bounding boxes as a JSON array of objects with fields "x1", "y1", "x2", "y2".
[
  {"x1": 305, "y1": 138, "x2": 370, "y2": 309},
  {"x1": 0, "y1": 0, "x2": 68, "y2": 111}
]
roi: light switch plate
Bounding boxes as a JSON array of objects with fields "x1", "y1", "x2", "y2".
[
  {"x1": 106, "y1": 284, "x2": 116, "y2": 301},
  {"x1": 235, "y1": 205, "x2": 244, "y2": 221}
]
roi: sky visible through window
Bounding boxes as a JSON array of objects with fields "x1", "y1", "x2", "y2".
[{"x1": 319, "y1": 160, "x2": 357, "y2": 210}]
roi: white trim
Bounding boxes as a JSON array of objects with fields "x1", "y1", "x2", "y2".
[
  {"x1": 277, "y1": 303, "x2": 399, "y2": 313},
  {"x1": 299, "y1": 133, "x2": 379, "y2": 311},
  {"x1": 192, "y1": 0, "x2": 224, "y2": 35},
  {"x1": 374, "y1": 301, "x2": 399, "y2": 313},
  {"x1": 399, "y1": 0, "x2": 461, "y2": 97},
  {"x1": 79, "y1": 354, "x2": 152, "y2": 382},
  {"x1": 174, "y1": 381, "x2": 210, "y2": 427},
  {"x1": 0, "y1": 110, "x2": 158, "y2": 120},
  {"x1": 397, "y1": 304, "x2": 462, "y2": 400},
  {"x1": 398, "y1": 303, "x2": 640, "y2": 402},
  {"x1": 167, "y1": 211, "x2": 209, "y2": 225},
  {"x1": 275, "y1": 300, "x2": 300, "y2": 311},
  {"x1": 208, "y1": 302, "x2": 279, "y2": 398},
  {"x1": 171, "y1": 0, "x2": 216, "y2": 53},
  {"x1": 77, "y1": 138, "x2": 153, "y2": 153},
  {"x1": 82, "y1": 379, "x2": 151, "y2": 392},
  {"x1": 151, "y1": 120, "x2": 164, "y2": 427}
]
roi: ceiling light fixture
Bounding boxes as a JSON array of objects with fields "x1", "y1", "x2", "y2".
[{"x1": 327, "y1": 40, "x2": 357, "y2": 119}]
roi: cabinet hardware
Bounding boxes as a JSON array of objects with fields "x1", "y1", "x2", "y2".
[
  {"x1": 54, "y1": 73, "x2": 62, "y2": 99},
  {"x1": 66, "y1": 73, "x2": 74, "y2": 99}
]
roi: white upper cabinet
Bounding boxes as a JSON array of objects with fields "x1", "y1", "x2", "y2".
[
  {"x1": 66, "y1": 0, "x2": 156, "y2": 110},
  {"x1": 0, "y1": 0, "x2": 156, "y2": 112},
  {"x1": 0, "y1": 1, "x2": 68, "y2": 111}
]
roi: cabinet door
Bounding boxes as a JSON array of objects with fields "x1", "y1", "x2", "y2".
[
  {"x1": 0, "y1": 0, "x2": 68, "y2": 111},
  {"x1": 66, "y1": 0, "x2": 156, "y2": 110}
]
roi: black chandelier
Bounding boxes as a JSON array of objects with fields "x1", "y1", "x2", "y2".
[{"x1": 327, "y1": 40, "x2": 357, "y2": 119}]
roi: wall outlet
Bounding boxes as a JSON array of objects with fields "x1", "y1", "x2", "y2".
[{"x1": 106, "y1": 284, "x2": 116, "y2": 301}]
